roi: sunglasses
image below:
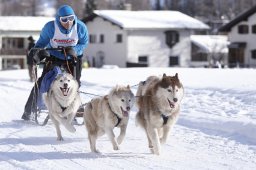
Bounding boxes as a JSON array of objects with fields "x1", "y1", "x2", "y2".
[{"x1": 60, "y1": 15, "x2": 75, "y2": 23}]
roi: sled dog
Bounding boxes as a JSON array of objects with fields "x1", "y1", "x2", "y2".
[
  {"x1": 84, "y1": 85, "x2": 135, "y2": 153},
  {"x1": 43, "y1": 73, "x2": 81, "y2": 141},
  {"x1": 136, "y1": 73, "x2": 184, "y2": 155}
]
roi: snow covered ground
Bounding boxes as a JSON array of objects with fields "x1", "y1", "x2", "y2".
[{"x1": 0, "y1": 67, "x2": 255, "y2": 170}]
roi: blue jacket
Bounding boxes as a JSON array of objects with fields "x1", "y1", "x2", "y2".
[{"x1": 35, "y1": 14, "x2": 88, "y2": 60}]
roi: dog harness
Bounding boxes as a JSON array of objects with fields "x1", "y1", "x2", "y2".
[
  {"x1": 114, "y1": 113, "x2": 122, "y2": 127},
  {"x1": 161, "y1": 114, "x2": 169, "y2": 125},
  {"x1": 107, "y1": 101, "x2": 122, "y2": 127}
]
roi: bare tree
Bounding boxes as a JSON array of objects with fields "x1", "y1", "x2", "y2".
[
  {"x1": 1, "y1": 0, "x2": 256, "y2": 20},
  {"x1": 56, "y1": 0, "x2": 86, "y2": 19}
]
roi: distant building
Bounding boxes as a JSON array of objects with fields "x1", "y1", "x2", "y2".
[
  {"x1": 219, "y1": 5, "x2": 256, "y2": 68},
  {"x1": 83, "y1": 10, "x2": 210, "y2": 68},
  {"x1": 0, "y1": 16, "x2": 54, "y2": 70},
  {"x1": 191, "y1": 35, "x2": 229, "y2": 68}
]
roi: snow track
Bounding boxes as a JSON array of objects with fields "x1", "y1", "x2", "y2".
[{"x1": 0, "y1": 68, "x2": 256, "y2": 170}]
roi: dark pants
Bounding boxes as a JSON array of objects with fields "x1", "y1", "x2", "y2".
[{"x1": 22, "y1": 56, "x2": 83, "y2": 120}]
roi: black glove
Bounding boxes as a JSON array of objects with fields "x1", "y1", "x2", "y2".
[
  {"x1": 30, "y1": 49, "x2": 50, "y2": 64},
  {"x1": 63, "y1": 46, "x2": 77, "y2": 58}
]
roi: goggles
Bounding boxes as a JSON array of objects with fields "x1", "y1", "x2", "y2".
[{"x1": 60, "y1": 15, "x2": 75, "y2": 23}]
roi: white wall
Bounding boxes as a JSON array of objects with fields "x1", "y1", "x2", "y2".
[
  {"x1": 85, "y1": 17, "x2": 127, "y2": 67},
  {"x1": 127, "y1": 29, "x2": 191, "y2": 67},
  {"x1": 86, "y1": 17, "x2": 194, "y2": 67},
  {"x1": 229, "y1": 14, "x2": 256, "y2": 66}
]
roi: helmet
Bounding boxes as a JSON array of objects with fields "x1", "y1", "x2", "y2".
[{"x1": 57, "y1": 5, "x2": 75, "y2": 17}]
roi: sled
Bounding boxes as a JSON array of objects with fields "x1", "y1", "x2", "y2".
[{"x1": 30, "y1": 47, "x2": 84, "y2": 126}]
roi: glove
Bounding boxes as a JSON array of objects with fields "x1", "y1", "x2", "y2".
[
  {"x1": 28, "y1": 49, "x2": 38, "y2": 64},
  {"x1": 30, "y1": 49, "x2": 50, "y2": 64},
  {"x1": 63, "y1": 46, "x2": 77, "y2": 58}
]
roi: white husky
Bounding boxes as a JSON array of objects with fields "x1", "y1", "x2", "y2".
[
  {"x1": 84, "y1": 85, "x2": 135, "y2": 153},
  {"x1": 43, "y1": 73, "x2": 81, "y2": 141},
  {"x1": 136, "y1": 73, "x2": 184, "y2": 155}
]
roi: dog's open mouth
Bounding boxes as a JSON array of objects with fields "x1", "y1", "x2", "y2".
[
  {"x1": 121, "y1": 107, "x2": 129, "y2": 117},
  {"x1": 167, "y1": 98, "x2": 175, "y2": 108},
  {"x1": 60, "y1": 87, "x2": 70, "y2": 96}
]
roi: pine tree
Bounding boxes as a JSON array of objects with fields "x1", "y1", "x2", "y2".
[{"x1": 85, "y1": 0, "x2": 97, "y2": 17}]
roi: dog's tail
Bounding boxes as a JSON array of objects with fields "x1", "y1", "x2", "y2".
[
  {"x1": 136, "y1": 81, "x2": 145, "y2": 108},
  {"x1": 135, "y1": 110, "x2": 146, "y2": 129}
]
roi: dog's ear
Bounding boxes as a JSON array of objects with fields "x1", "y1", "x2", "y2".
[
  {"x1": 160, "y1": 75, "x2": 170, "y2": 88},
  {"x1": 114, "y1": 85, "x2": 118, "y2": 92},
  {"x1": 127, "y1": 85, "x2": 130, "y2": 89},
  {"x1": 104, "y1": 95, "x2": 108, "y2": 100},
  {"x1": 175, "y1": 73, "x2": 178, "y2": 78}
]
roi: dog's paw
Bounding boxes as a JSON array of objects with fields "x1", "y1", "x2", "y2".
[
  {"x1": 160, "y1": 138, "x2": 166, "y2": 144},
  {"x1": 153, "y1": 148, "x2": 161, "y2": 155},
  {"x1": 113, "y1": 145, "x2": 120, "y2": 150},
  {"x1": 65, "y1": 124, "x2": 76, "y2": 133},
  {"x1": 57, "y1": 136, "x2": 64, "y2": 141},
  {"x1": 93, "y1": 149, "x2": 101, "y2": 153},
  {"x1": 69, "y1": 126, "x2": 76, "y2": 133}
]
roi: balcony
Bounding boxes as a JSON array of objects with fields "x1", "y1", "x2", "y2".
[
  {"x1": 0, "y1": 48, "x2": 26, "y2": 56},
  {"x1": 0, "y1": 48, "x2": 26, "y2": 70}
]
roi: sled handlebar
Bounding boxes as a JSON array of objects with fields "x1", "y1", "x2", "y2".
[{"x1": 31, "y1": 47, "x2": 64, "y2": 52}]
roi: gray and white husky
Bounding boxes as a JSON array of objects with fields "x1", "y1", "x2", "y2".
[
  {"x1": 84, "y1": 85, "x2": 135, "y2": 153},
  {"x1": 43, "y1": 73, "x2": 81, "y2": 141},
  {"x1": 136, "y1": 73, "x2": 184, "y2": 155}
]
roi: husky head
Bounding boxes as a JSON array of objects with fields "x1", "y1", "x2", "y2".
[
  {"x1": 52, "y1": 73, "x2": 78, "y2": 97},
  {"x1": 108, "y1": 85, "x2": 135, "y2": 118},
  {"x1": 156, "y1": 73, "x2": 184, "y2": 111}
]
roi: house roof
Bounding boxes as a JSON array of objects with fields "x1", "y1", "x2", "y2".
[
  {"x1": 0, "y1": 16, "x2": 54, "y2": 31},
  {"x1": 84, "y1": 10, "x2": 210, "y2": 30},
  {"x1": 191, "y1": 35, "x2": 229, "y2": 53},
  {"x1": 218, "y1": 5, "x2": 256, "y2": 32}
]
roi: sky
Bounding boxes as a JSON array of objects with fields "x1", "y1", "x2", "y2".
[{"x1": 0, "y1": 67, "x2": 256, "y2": 170}]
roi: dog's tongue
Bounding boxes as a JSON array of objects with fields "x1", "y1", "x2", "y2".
[
  {"x1": 123, "y1": 111, "x2": 129, "y2": 117},
  {"x1": 61, "y1": 88, "x2": 69, "y2": 96},
  {"x1": 121, "y1": 107, "x2": 129, "y2": 117},
  {"x1": 168, "y1": 99, "x2": 175, "y2": 108}
]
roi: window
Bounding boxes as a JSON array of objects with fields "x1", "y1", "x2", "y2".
[
  {"x1": 165, "y1": 31, "x2": 179, "y2": 48},
  {"x1": 2, "y1": 37, "x2": 24, "y2": 49},
  {"x1": 169, "y1": 56, "x2": 179, "y2": 66},
  {"x1": 252, "y1": 25, "x2": 256, "y2": 33},
  {"x1": 116, "y1": 34, "x2": 122, "y2": 43},
  {"x1": 89, "y1": 34, "x2": 96, "y2": 43},
  {"x1": 251, "y1": 49, "x2": 256, "y2": 59},
  {"x1": 138, "y1": 56, "x2": 148, "y2": 64},
  {"x1": 191, "y1": 53, "x2": 208, "y2": 61},
  {"x1": 238, "y1": 25, "x2": 249, "y2": 34},
  {"x1": 99, "y1": 34, "x2": 104, "y2": 43}
]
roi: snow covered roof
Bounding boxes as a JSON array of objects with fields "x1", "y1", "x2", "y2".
[
  {"x1": 88, "y1": 10, "x2": 210, "y2": 30},
  {"x1": 219, "y1": 5, "x2": 256, "y2": 32},
  {"x1": 0, "y1": 16, "x2": 54, "y2": 31},
  {"x1": 191, "y1": 35, "x2": 229, "y2": 53}
]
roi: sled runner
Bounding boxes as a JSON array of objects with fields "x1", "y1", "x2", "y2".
[{"x1": 30, "y1": 47, "x2": 84, "y2": 126}]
